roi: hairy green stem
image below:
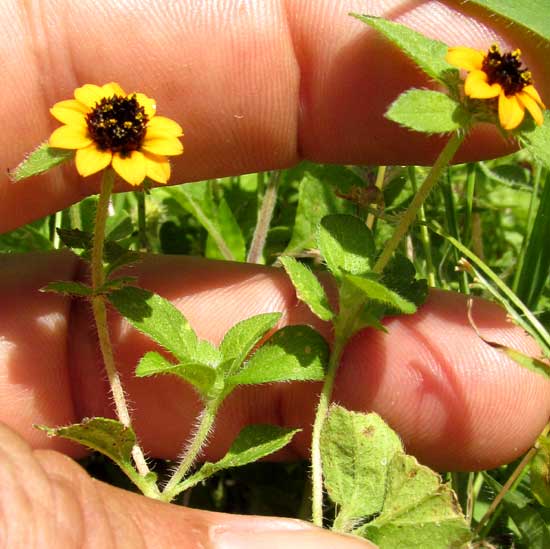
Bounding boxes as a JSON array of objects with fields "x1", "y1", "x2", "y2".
[
  {"x1": 311, "y1": 307, "x2": 359, "y2": 526},
  {"x1": 162, "y1": 400, "x2": 219, "y2": 502},
  {"x1": 91, "y1": 170, "x2": 150, "y2": 479},
  {"x1": 311, "y1": 337, "x2": 346, "y2": 526},
  {"x1": 374, "y1": 132, "x2": 465, "y2": 274},
  {"x1": 247, "y1": 170, "x2": 281, "y2": 263}
]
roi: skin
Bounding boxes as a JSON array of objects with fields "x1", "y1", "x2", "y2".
[{"x1": 1, "y1": 1, "x2": 549, "y2": 547}]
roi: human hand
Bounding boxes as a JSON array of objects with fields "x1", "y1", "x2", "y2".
[{"x1": 1, "y1": 1, "x2": 549, "y2": 547}]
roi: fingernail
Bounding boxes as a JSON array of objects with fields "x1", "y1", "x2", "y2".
[{"x1": 214, "y1": 528, "x2": 376, "y2": 549}]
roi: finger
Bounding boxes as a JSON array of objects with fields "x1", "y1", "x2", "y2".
[
  {"x1": 3, "y1": 0, "x2": 548, "y2": 231},
  {"x1": 0, "y1": 423, "x2": 374, "y2": 549},
  {"x1": 1, "y1": 253, "x2": 548, "y2": 471}
]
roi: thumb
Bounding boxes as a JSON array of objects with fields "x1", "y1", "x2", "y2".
[{"x1": 0, "y1": 423, "x2": 374, "y2": 548}]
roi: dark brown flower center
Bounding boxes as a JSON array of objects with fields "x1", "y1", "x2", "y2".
[
  {"x1": 86, "y1": 95, "x2": 148, "y2": 155},
  {"x1": 482, "y1": 44, "x2": 532, "y2": 96}
]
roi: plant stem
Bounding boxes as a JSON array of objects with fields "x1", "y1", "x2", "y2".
[
  {"x1": 475, "y1": 422, "x2": 549, "y2": 539},
  {"x1": 441, "y1": 168, "x2": 470, "y2": 294},
  {"x1": 162, "y1": 400, "x2": 219, "y2": 502},
  {"x1": 474, "y1": 447, "x2": 536, "y2": 537},
  {"x1": 512, "y1": 163, "x2": 543, "y2": 293},
  {"x1": 182, "y1": 183, "x2": 236, "y2": 261},
  {"x1": 408, "y1": 166, "x2": 436, "y2": 286},
  {"x1": 462, "y1": 163, "x2": 476, "y2": 249},
  {"x1": 247, "y1": 170, "x2": 281, "y2": 263},
  {"x1": 311, "y1": 336, "x2": 346, "y2": 526},
  {"x1": 135, "y1": 190, "x2": 149, "y2": 251},
  {"x1": 91, "y1": 170, "x2": 150, "y2": 478},
  {"x1": 366, "y1": 165, "x2": 386, "y2": 230},
  {"x1": 49, "y1": 211, "x2": 61, "y2": 248},
  {"x1": 373, "y1": 132, "x2": 465, "y2": 274},
  {"x1": 311, "y1": 304, "x2": 360, "y2": 527}
]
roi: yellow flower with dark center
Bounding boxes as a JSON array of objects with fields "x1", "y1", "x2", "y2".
[
  {"x1": 446, "y1": 44, "x2": 546, "y2": 130},
  {"x1": 49, "y1": 83, "x2": 183, "y2": 186}
]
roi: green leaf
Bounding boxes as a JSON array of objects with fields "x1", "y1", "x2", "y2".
[
  {"x1": 351, "y1": 15, "x2": 458, "y2": 85},
  {"x1": 354, "y1": 453, "x2": 471, "y2": 548},
  {"x1": 135, "y1": 351, "x2": 216, "y2": 396},
  {"x1": 205, "y1": 197, "x2": 246, "y2": 262},
  {"x1": 55, "y1": 228, "x2": 141, "y2": 275},
  {"x1": 321, "y1": 407, "x2": 403, "y2": 530},
  {"x1": 219, "y1": 312, "x2": 282, "y2": 376},
  {"x1": 108, "y1": 286, "x2": 200, "y2": 363},
  {"x1": 41, "y1": 280, "x2": 93, "y2": 297},
  {"x1": 467, "y1": 0, "x2": 550, "y2": 40},
  {"x1": 501, "y1": 346, "x2": 550, "y2": 381},
  {"x1": 305, "y1": 162, "x2": 367, "y2": 199},
  {"x1": 514, "y1": 169, "x2": 550, "y2": 310},
  {"x1": 9, "y1": 143, "x2": 74, "y2": 182},
  {"x1": 98, "y1": 276, "x2": 137, "y2": 294},
  {"x1": 37, "y1": 418, "x2": 154, "y2": 492},
  {"x1": 318, "y1": 214, "x2": 375, "y2": 278},
  {"x1": 195, "y1": 339, "x2": 224, "y2": 369},
  {"x1": 345, "y1": 274, "x2": 417, "y2": 315},
  {"x1": 165, "y1": 183, "x2": 238, "y2": 261},
  {"x1": 178, "y1": 425, "x2": 300, "y2": 492},
  {"x1": 520, "y1": 114, "x2": 550, "y2": 170},
  {"x1": 57, "y1": 228, "x2": 93, "y2": 251},
  {"x1": 0, "y1": 219, "x2": 53, "y2": 253},
  {"x1": 386, "y1": 89, "x2": 467, "y2": 134},
  {"x1": 280, "y1": 256, "x2": 334, "y2": 321},
  {"x1": 103, "y1": 241, "x2": 141, "y2": 276},
  {"x1": 532, "y1": 436, "x2": 550, "y2": 507},
  {"x1": 380, "y1": 254, "x2": 428, "y2": 309},
  {"x1": 106, "y1": 213, "x2": 134, "y2": 242},
  {"x1": 228, "y1": 325, "x2": 328, "y2": 386},
  {"x1": 284, "y1": 165, "x2": 352, "y2": 254},
  {"x1": 484, "y1": 472, "x2": 550, "y2": 547}
]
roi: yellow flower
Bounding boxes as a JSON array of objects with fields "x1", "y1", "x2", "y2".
[
  {"x1": 446, "y1": 44, "x2": 546, "y2": 130},
  {"x1": 49, "y1": 83, "x2": 183, "y2": 186}
]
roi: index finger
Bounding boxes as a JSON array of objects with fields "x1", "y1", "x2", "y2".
[{"x1": 2, "y1": 0, "x2": 548, "y2": 232}]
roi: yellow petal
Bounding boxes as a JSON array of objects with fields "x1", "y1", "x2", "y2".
[
  {"x1": 75, "y1": 145, "x2": 112, "y2": 177},
  {"x1": 498, "y1": 93, "x2": 525, "y2": 130},
  {"x1": 142, "y1": 134, "x2": 183, "y2": 156},
  {"x1": 522, "y1": 85, "x2": 546, "y2": 109},
  {"x1": 146, "y1": 116, "x2": 183, "y2": 137},
  {"x1": 74, "y1": 84, "x2": 106, "y2": 108},
  {"x1": 49, "y1": 125, "x2": 93, "y2": 149},
  {"x1": 103, "y1": 82, "x2": 125, "y2": 96},
  {"x1": 144, "y1": 152, "x2": 171, "y2": 184},
  {"x1": 133, "y1": 93, "x2": 156, "y2": 118},
  {"x1": 446, "y1": 47, "x2": 484, "y2": 71},
  {"x1": 518, "y1": 91, "x2": 544, "y2": 126},
  {"x1": 112, "y1": 151, "x2": 147, "y2": 186},
  {"x1": 465, "y1": 71, "x2": 501, "y2": 98},
  {"x1": 50, "y1": 100, "x2": 89, "y2": 126}
]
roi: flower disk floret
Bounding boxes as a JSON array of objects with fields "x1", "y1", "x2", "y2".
[
  {"x1": 49, "y1": 83, "x2": 183, "y2": 186},
  {"x1": 446, "y1": 44, "x2": 546, "y2": 130}
]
